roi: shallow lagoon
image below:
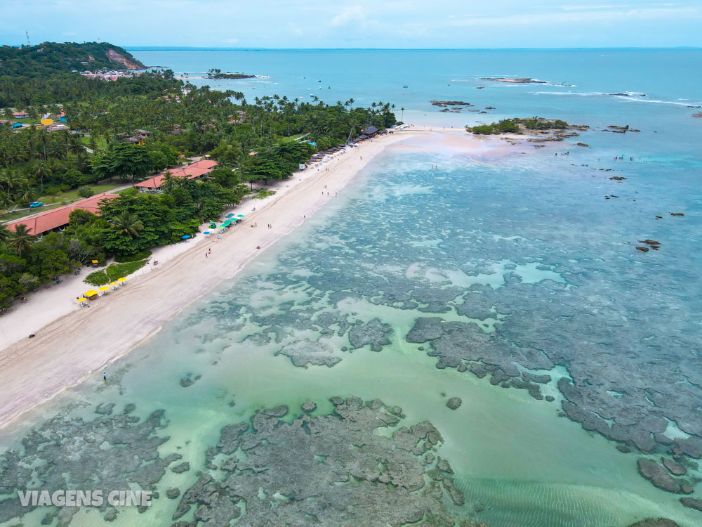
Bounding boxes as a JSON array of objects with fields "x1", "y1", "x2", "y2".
[{"x1": 1, "y1": 135, "x2": 700, "y2": 526}]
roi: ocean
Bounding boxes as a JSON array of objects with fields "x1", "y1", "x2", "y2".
[{"x1": 1, "y1": 49, "x2": 701, "y2": 526}]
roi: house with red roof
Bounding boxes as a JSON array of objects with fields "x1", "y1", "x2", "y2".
[
  {"x1": 4, "y1": 193, "x2": 119, "y2": 236},
  {"x1": 134, "y1": 159, "x2": 218, "y2": 192}
]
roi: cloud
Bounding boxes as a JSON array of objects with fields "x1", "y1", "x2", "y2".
[
  {"x1": 330, "y1": 5, "x2": 368, "y2": 27},
  {"x1": 2, "y1": 0, "x2": 701, "y2": 47},
  {"x1": 446, "y1": 4, "x2": 702, "y2": 28}
]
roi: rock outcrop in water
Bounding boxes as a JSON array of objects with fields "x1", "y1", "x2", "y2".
[
  {"x1": 348, "y1": 318, "x2": 393, "y2": 351},
  {"x1": 0, "y1": 404, "x2": 177, "y2": 525},
  {"x1": 447, "y1": 397, "x2": 463, "y2": 410},
  {"x1": 627, "y1": 520, "x2": 680, "y2": 527},
  {"x1": 680, "y1": 497, "x2": 702, "y2": 512},
  {"x1": 431, "y1": 100, "x2": 473, "y2": 113},
  {"x1": 173, "y1": 397, "x2": 474, "y2": 526},
  {"x1": 636, "y1": 459, "x2": 694, "y2": 494},
  {"x1": 481, "y1": 77, "x2": 547, "y2": 84}
]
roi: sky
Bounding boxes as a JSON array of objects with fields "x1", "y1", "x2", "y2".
[{"x1": 2, "y1": 0, "x2": 701, "y2": 48}]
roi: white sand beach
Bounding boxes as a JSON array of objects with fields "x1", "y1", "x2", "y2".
[{"x1": 0, "y1": 127, "x2": 515, "y2": 429}]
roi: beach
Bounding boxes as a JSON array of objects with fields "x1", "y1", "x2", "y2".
[{"x1": 0, "y1": 127, "x2": 505, "y2": 430}]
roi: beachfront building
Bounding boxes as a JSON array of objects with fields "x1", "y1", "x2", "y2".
[
  {"x1": 357, "y1": 125, "x2": 379, "y2": 141},
  {"x1": 134, "y1": 159, "x2": 218, "y2": 192},
  {"x1": 4, "y1": 193, "x2": 119, "y2": 236},
  {"x1": 46, "y1": 123, "x2": 69, "y2": 132}
]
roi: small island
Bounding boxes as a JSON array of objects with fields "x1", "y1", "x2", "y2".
[
  {"x1": 466, "y1": 117, "x2": 590, "y2": 137},
  {"x1": 207, "y1": 68, "x2": 256, "y2": 80},
  {"x1": 482, "y1": 77, "x2": 547, "y2": 84}
]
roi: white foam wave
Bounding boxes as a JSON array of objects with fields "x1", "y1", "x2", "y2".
[{"x1": 532, "y1": 90, "x2": 701, "y2": 108}]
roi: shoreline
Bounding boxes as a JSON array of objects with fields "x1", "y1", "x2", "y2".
[{"x1": 0, "y1": 127, "x2": 513, "y2": 431}]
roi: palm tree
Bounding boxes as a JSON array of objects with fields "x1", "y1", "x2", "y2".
[
  {"x1": 109, "y1": 212, "x2": 144, "y2": 238},
  {"x1": 35, "y1": 162, "x2": 51, "y2": 193},
  {"x1": 0, "y1": 225, "x2": 10, "y2": 246},
  {"x1": 9, "y1": 224, "x2": 33, "y2": 257}
]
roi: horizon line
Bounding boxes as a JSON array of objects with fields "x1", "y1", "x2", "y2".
[{"x1": 123, "y1": 46, "x2": 702, "y2": 51}]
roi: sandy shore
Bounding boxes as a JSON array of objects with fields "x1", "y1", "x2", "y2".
[{"x1": 0, "y1": 127, "x2": 514, "y2": 430}]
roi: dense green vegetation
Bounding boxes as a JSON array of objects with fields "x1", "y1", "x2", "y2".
[
  {"x1": 467, "y1": 117, "x2": 569, "y2": 135},
  {"x1": 0, "y1": 42, "x2": 397, "y2": 311},
  {"x1": 0, "y1": 42, "x2": 144, "y2": 77},
  {"x1": 85, "y1": 258, "x2": 149, "y2": 286},
  {"x1": 207, "y1": 69, "x2": 255, "y2": 80}
]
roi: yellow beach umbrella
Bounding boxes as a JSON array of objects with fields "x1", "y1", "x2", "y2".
[
  {"x1": 109, "y1": 281, "x2": 119, "y2": 288},
  {"x1": 76, "y1": 297, "x2": 87, "y2": 303},
  {"x1": 41, "y1": 118, "x2": 54, "y2": 126},
  {"x1": 98, "y1": 286, "x2": 110, "y2": 294},
  {"x1": 84, "y1": 290, "x2": 98, "y2": 298},
  {"x1": 117, "y1": 277, "x2": 127, "y2": 284}
]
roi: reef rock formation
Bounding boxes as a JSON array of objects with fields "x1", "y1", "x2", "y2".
[
  {"x1": 0, "y1": 404, "x2": 177, "y2": 525},
  {"x1": 173, "y1": 397, "x2": 470, "y2": 526}
]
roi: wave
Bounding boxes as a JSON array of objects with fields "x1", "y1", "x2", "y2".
[{"x1": 532, "y1": 90, "x2": 702, "y2": 108}]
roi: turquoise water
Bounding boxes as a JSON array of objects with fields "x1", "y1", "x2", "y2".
[{"x1": 1, "y1": 50, "x2": 702, "y2": 526}]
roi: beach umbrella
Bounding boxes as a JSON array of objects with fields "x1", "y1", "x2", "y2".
[
  {"x1": 236, "y1": 213, "x2": 245, "y2": 218},
  {"x1": 226, "y1": 213, "x2": 235, "y2": 218},
  {"x1": 109, "y1": 282, "x2": 119, "y2": 288},
  {"x1": 181, "y1": 234, "x2": 191, "y2": 240},
  {"x1": 203, "y1": 231, "x2": 211, "y2": 235},
  {"x1": 76, "y1": 297, "x2": 87, "y2": 303},
  {"x1": 117, "y1": 277, "x2": 127, "y2": 284},
  {"x1": 209, "y1": 223, "x2": 217, "y2": 229},
  {"x1": 84, "y1": 290, "x2": 98, "y2": 298},
  {"x1": 222, "y1": 220, "x2": 233, "y2": 227},
  {"x1": 98, "y1": 286, "x2": 110, "y2": 293}
]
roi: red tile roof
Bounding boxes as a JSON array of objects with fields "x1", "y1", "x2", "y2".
[
  {"x1": 4, "y1": 193, "x2": 119, "y2": 236},
  {"x1": 134, "y1": 159, "x2": 218, "y2": 190}
]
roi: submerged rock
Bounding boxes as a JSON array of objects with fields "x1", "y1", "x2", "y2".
[
  {"x1": 446, "y1": 397, "x2": 462, "y2": 410},
  {"x1": 637, "y1": 459, "x2": 693, "y2": 494},
  {"x1": 179, "y1": 373, "x2": 202, "y2": 388},
  {"x1": 627, "y1": 520, "x2": 679, "y2": 527},
  {"x1": 171, "y1": 462, "x2": 191, "y2": 474},
  {"x1": 680, "y1": 497, "x2": 702, "y2": 512},
  {"x1": 662, "y1": 457, "x2": 687, "y2": 476},
  {"x1": 0, "y1": 404, "x2": 175, "y2": 525},
  {"x1": 301, "y1": 401, "x2": 317, "y2": 413},
  {"x1": 173, "y1": 397, "x2": 467, "y2": 526},
  {"x1": 167, "y1": 488, "x2": 181, "y2": 500},
  {"x1": 348, "y1": 318, "x2": 393, "y2": 352}
]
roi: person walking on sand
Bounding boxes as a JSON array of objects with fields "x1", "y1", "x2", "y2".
[{"x1": 103, "y1": 371, "x2": 107, "y2": 383}]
